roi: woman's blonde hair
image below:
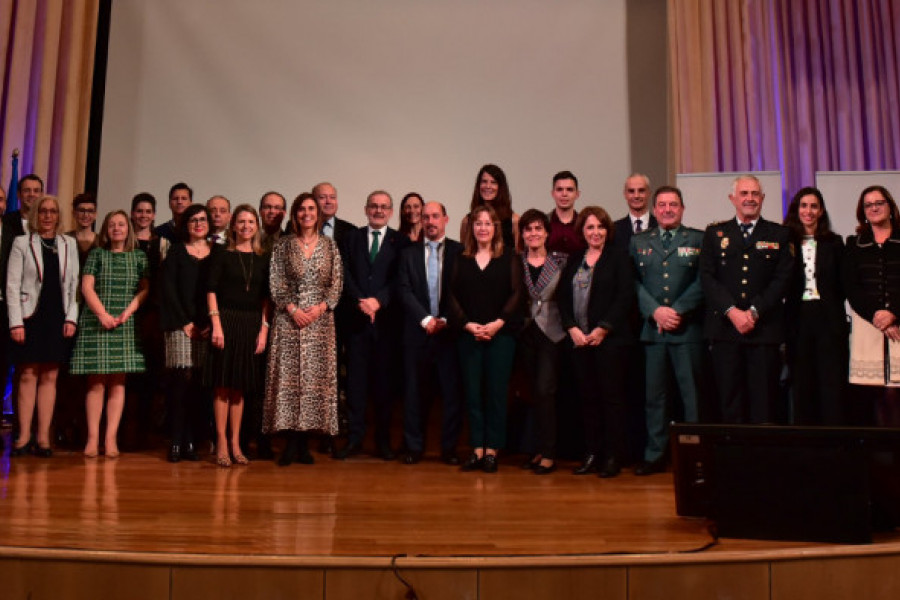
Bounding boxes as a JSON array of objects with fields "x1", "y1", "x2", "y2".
[
  {"x1": 227, "y1": 204, "x2": 264, "y2": 255},
  {"x1": 27, "y1": 195, "x2": 63, "y2": 235}
]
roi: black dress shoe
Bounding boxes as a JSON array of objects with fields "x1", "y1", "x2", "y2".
[
  {"x1": 440, "y1": 451, "x2": 460, "y2": 466},
  {"x1": 376, "y1": 444, "x2": 396, "y2": 461},
  {"x1": 333, "y1": 440, "x2": 361, "y2": 460},
  {"x1": 634, "y1": 458, "x2": 666, "y2": 476},
  {"x1": 573, "y1": 454, "x2": 598, "y2": 475},
  {"x1": 297, "y1": 451, "x2": 315, "y2": 465},
  {"x1": 482, "y1": 454, "x2": 498, "y2": 473},
  {"x1": 402, "y1": 451, "x2": 422, "y2": 465},
  {"x1": 34, "y1": 445, "x2": 53, "y2": 458},
  {"x1": 461, "y1": 453, "x2": 483, "y2": 471},
  {"x1": 598, "y1": 457, "x2": 621, "y2": 478},
  {"x1": 533, "y1": 462, "x2": 557, "y2": 475},
  {"x1": 167, "y1": 445, "x2": 181, "y2": 463},
  {"x1": 181, "y1": 443, "x2": 200, "y2": 462}
]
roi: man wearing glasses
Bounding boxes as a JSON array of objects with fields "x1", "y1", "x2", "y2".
[{"x1": 334, "y1": 191, "x2": 407, "y2": 460}]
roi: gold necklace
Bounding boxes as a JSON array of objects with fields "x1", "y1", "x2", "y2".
[{"x1": 238, "y1": 251, "x2": 254, "y2": 292}]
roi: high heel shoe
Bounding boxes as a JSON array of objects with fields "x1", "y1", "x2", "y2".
[
  {"x1": 10, "y1": 440, "x2": 34, "y2": 457},
  {"x1": 216, "y1": 453, "x2": 232, "y2": 467}
]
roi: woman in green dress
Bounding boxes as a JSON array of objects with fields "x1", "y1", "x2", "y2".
[{"x1": 70, "y1": 210, "x2": 150, "y2": 457}]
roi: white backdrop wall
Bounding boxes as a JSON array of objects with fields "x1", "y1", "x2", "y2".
[{"x1": 98, "y1": 0, "x2": 632, "y2": 230}]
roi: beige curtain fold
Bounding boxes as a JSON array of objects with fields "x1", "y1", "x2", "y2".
[
  {"x1": 669, "y1": 0, "x2": 900, "y2": 202},
  {"x1": 0, "y1": 0, "x2": 98, "y2": 226}
]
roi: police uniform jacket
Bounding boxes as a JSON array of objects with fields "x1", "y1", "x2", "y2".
[
  {"x1": 630, "y1": 226, "x2": 704, "y2": 344},
  {"x1": 699, "y1": 217, "x2": 793, "y2": 344}
]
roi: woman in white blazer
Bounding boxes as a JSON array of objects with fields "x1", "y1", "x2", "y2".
[{"x1": 6, "y1": 195, "x2": 79, "y2": 457}]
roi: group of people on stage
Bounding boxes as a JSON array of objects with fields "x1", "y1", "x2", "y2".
[{"x1": 0, "y1": 167, "x2": 898, "y2": 477}]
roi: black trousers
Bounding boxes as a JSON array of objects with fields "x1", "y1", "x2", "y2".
[
  {"x1": 571, "y1": 342, "x2": 628, "y2": 460},
  {"x1": 517, "y1": 323, "x2": 561, "y2": 459},
  {"x1": 710, "y1": 341, "x2": 782, "y2": 424},
  {"x1": 788, "y1": 301, "x2": 847, "y2": 425},
  {"x1": 346, "y1": 326, "x2": 394, "y2": 447},
  {"x1": 402, "y1": 333, "x2": 462, "y2": 454}
]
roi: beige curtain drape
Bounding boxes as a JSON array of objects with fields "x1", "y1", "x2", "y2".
[
  {"x1": 669, "y1": 0, "x2": 900, "y2": 202},
  {"x1": 0, "y1": 0, "x2": 99, "y2": 225}
]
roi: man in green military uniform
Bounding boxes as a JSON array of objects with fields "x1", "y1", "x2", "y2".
[{"x1": 630, "y1": 185, "x2": 705, "y2": 475}]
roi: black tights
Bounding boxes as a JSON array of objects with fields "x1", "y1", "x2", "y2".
[{"x1": 168, "y1": 368, "x2": 203, "y2": 447}]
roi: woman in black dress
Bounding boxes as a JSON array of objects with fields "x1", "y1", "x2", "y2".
[
  {"x1": 558, "y1": 206, "x2": 635, "y2": 478},
  {"x1": 206, "y1": 205, "x2": 271, "y2": 466},
  {"x1": 783, "y1": 187, "x2": 847, "y2": 424},
  {"x1": 6, "y1": 196, "x2": 80, "y2": 456},
  {"x1": 160, "y1": 204, "x2": 213, "y2": 462}
]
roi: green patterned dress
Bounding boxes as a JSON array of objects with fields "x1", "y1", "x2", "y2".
[{"x1": 70, "y1": 247, "x2": 149, "y2": 374}]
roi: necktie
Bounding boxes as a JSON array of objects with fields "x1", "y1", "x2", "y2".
[
  {"x1": 662, "y1": 230, "x2": 672, "y2": 249},
  {"x1": 369, "y1": 230, "x2": 381, "y2": 263},
  {"x1": 634, "y1": 220, "x2": 643, "y2": 233},
  {"x1": 427, "y1": 241, "x2": 440, "y2": 316},
  {"x1": 740, "y1": 223, "x2": 752, "y2": 241}
]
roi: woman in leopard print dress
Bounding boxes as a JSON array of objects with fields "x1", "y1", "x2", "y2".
[{"x1": 263, "y1": 193, "x2": 343, "y2": 465}]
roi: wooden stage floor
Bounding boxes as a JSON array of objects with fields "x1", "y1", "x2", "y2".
[{"x1": 2, "y1": 441, "x2": 898, "y2": 561}]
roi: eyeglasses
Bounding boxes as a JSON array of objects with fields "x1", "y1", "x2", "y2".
[
  {"x1": 38, "y1": 208, "x2": 59, "y2": 215},
  {"x1": 864, "y1": 200, "x2": 888, "y2": 210},
  {"x1": 367, "y1": 204, "x2": 391, "y2": 212},
  {"x1": 188, "y1": 217, "x2": 208, "y2": 225}
]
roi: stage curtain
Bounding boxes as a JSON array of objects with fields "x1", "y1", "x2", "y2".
[
  {"x1": 668, "y1": 0, "x2": 900, "y2": 203},
  {"x1": 0, "y1": 0, "x2": 98, "y2": 221}
]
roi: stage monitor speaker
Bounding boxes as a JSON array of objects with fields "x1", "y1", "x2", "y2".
[{"x1": 670, "y1": 424, "x2": 900, "y2": 544}]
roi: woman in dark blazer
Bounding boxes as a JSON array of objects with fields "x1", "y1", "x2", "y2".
[
  {"x1": 558, "y1": 205, "x2": 635, "y2": 478},
  {"x1": 783, "y1": 187, "x2": 847, "y2": 425},
  {"x1": 516, "y1": 209, "x2": 567, "y2": 475}
]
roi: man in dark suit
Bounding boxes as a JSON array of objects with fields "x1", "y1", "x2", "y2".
[
  {"x1": 397, "y1": 202, "x2": 463, "y2": 465},
  {"x1": 630, "y1": 185, "x2": 705, "y2": 475},
  {"x1": 314, "y1": 182, "x2": 355, "y2": 244},
  {"x1": 614, "y1": 173, "x2": 658, "y2": 252},
  {"x1": 700, "y1": 175, "x2": 794, "y2": 423},
  {"x1": 2, "y1": 173, "x2": 43, "y2": 236},
  {"x1": 334, "y1": 190, "x2": 406, "y2": 460},
  {"x1": 314, "y1": 181, "x2": 355, "y2": 452},
  {"x1": 613, "y1": 173, "x2": 657, "y2": 463}
]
